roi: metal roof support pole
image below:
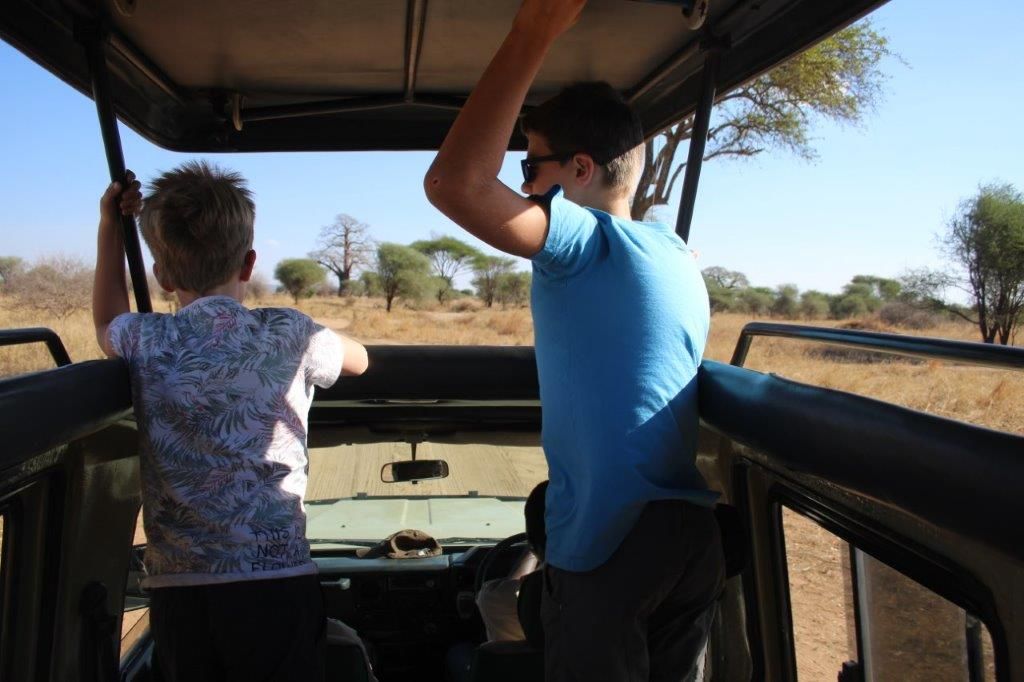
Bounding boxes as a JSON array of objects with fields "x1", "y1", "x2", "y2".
[
  {"x1": 674, "y1": 46, "x2": 721, "y2": 244},
  {"x1": 403, "y1": 0, "x2": 428, "y2": 102},
  {"x1": 78, "y1": 20, "x2": 152, "y2": 313}
]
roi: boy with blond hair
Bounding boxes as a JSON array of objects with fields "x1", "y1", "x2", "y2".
[
  {"x1": 94, "y1": 161, "x2": 367, "y2": 681},
  {"x1": 425, "y1": 1, "x2": 724, "y2": 680}
]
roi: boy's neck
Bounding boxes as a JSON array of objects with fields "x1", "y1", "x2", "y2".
[
  {"x1": 176, "y1": 280, "x2": 246, "y2": 308},
  {"x1": 601, "y1": 197, "x2": 634, "y2": 220},
  {"x1": 574, "y1": 190, "x2": 633, "y2": 220}
]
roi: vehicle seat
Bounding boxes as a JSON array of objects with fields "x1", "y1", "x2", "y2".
[
  {"x1": 467, "y1": 570, "x2": 544, "y2": 681},
  {"x1": 325, "y1": 618, "x2": 375, "y2": 682}
]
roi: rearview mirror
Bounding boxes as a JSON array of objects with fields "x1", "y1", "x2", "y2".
[{"x1": 381, "y1": 459, "x2": 449, "y2": 483}]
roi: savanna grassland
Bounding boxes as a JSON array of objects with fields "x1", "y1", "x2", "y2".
[
  {"x1": 0, "y1": 293, "x2": 1017, "y2": 675},
  {"x1": 4, "y1": 293, "x2": 1019, "y2": 436}
]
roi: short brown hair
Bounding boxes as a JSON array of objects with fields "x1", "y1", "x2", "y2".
[
  {"x1": 140, "y1": 161, "x2": 255, "y2": 294},
  {"x1": 521, "y1": 82, "x2": 645, "y2": 198}
]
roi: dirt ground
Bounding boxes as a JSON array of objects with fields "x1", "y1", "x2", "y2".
[{"x1": 783, "y1": 510, "x2": 997, "y2": 681}]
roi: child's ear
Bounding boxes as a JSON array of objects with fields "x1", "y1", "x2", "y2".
[
  {"x1": 239, "y1": 249, "x2": 257, "y2": 282},
  {"x1": 153, "y1": 263, "x2": 175, "y2": 293}
]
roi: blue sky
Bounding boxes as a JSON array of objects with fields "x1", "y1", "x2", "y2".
[{"x1": 1, "y1": 1, "x2": 1021, "y2": 295}]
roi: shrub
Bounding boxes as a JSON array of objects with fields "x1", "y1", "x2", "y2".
[
  {"x1": 9, "y1": 255, "x2": 93, "y2": 320},
  {"x1": 878, "y1": 302, "x2": 940, "y2": 330}
]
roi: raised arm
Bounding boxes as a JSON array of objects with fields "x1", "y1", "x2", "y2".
[
  {"x1": 93, "y1": 171, "x2": 142, "y2": 357},
  {"x1": 423, "y1": 0, "x2": 586, "y2": 258}
]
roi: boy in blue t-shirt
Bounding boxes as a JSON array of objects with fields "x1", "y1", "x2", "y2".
[{"x1": 425, "y1": 1, "x2": 724, "y2": 679}]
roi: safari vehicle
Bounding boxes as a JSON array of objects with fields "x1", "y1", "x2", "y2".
[{"x1": 1, "y1": 0, "x2": 1022, "y2": 680}]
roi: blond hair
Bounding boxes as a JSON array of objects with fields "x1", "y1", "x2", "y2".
[{"x1": 140, "y1": 160, "x2": 255, "y2": 294}]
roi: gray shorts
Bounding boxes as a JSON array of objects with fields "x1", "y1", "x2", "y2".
[{"x1": 541, "y1": 501, "x2": 725, "y2": 682}]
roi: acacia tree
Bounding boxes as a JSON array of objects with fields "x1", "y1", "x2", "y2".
[
  {"x1": 274, "y1": 259, "x2": 326, "y2": 305},
  {"x1": 496, "y1": 271, "x2": 531, "y2": 308},
  {"x1": 632, "y1": 22, "x2": 895, "y2": 220},
  {"x1": 936, "y1": 184, "x2": 1024, "y2": 344},
  {"x1": 471, "y1": 255, "x2": 516, "y2": 308},
  {"x1": 701, "y1": 266, "x2": 749, "y2": 313},
  {"x1": 309, "y1": 214, "x2": 374, "y2": 296},
  {"x1": 376, "y1": 243, "x2": 431, "y2": 312},
  {"x1": 410, "y1": 236, "x2": 482, "y2": 304},
  {"x1": 702, "y1": 266, "x2": 749, "y2": 290}
]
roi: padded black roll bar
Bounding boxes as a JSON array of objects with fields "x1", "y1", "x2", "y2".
[
  {"x1": 0, "y1": 328, "x2": 71, "y2": 367},
  {"x1": 729, "y1": 321, "x2": 1022, "y2": 682},
  {"x1": 76, "y1": 18, "x2": 152, "y2": 313},
  {"x1": 730, "y1": 322, "x2": 1024, "y2": 370}
]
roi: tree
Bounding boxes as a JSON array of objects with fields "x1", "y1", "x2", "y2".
[
  {"x1": 831, "y1": 293, "x2": 870, "y2": 319},
  {"x1": 706, "y1": 285, "x2": 738, "y2": 313},
  {"x1": 701, "y1": 266, "x2": 749, "y2": 291},
  {"x1": 738, "y1": 287, "x2": 774, "y2": 316},
  {"x1": 701, "y1": 267, "x2": 750, "y2": 313},
  {"x1": 274, "y1": 259, "x2": 326, "y2": 304},
  {"x1": 410, "y1": 236, "x2": 482, "y2": 304},
  {"x1": 845, "y1": 275, "x2": 901, "y2": 305},
  {"x1": 772, "y1": 284, "x2": 801, "y2": 319},
  {"x1": 471, "y1": 255, "x2": 516, "y2": 307},
  {"x1": 799, "y1": 291, "x2": 831, "y2": 320},
  {"x1": 375, "y1": 243, "x2": 432, "y2": 312},
  {"x1": 309, "y1": 214, "x2": 374, "y2": 296},
  {"x1": 938, "y1": 184, "x2": 1024, "y2": 344},
  {"x1": 9, "y1": 255, "x2": 92, "y2": 319},
  {"x1": 360, "y1": 271, "x2": 383, "y2": 298},
  {"x1": 0, "y1": 256, "x2": 25, "y2": 291},
  {"x1": 496, "y1": 271, "x2": 531, "y2": 308},
  {"x1": 632, "y1": 22, "x2": 895, "y2": 219}
]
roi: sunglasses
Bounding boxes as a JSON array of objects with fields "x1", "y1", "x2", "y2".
[{"x1": 521, "y1": 152, "x2": 576, "y2": 184}]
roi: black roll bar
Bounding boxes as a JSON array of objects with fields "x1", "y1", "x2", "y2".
[
  {"x1": 0, "y1": 328, "x2": 72, "y2": 367},
  {"x1": 675, "y1": 44, "x2": 722, "y2": 243},
  {"x1": 728, "y1": 322, "x2": 1020, "y2": 682},
  {"x1": 730, "y1": 322, "x2": 1024, "y2": 371},
  {"x1": 77, "y1": 19, "x2": 152, "y2": 314}
]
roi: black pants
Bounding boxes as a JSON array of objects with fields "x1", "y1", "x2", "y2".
[
  {"x1": 150, "y1": 574, "x2": 326, "y2": 682},
  {"x1": 541, "y1": 501, "x2": 725, "y2": 682}
]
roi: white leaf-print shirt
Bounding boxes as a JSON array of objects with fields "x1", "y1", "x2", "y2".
[{"x1": 108, "y1": 296, "x2": 343, "y2": 588}]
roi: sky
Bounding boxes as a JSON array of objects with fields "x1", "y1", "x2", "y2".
[{"x1": 1, "y1": 1, "x2": 1022, "y2": 296}]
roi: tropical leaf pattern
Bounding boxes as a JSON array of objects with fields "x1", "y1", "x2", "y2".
[{"x1": 108, "y1": 296, "x2": 343, "y2": 587}]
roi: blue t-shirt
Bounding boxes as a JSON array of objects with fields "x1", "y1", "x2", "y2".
[{"x1": 531, "y1": 188, "x2": 717, "y2": 572}]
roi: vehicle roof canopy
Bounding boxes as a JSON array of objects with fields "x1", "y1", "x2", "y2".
[{"x1": 2, "y1": 0, "x2": 884, "y2": 152}]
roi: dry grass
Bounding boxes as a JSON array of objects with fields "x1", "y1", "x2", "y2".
[{"x1": 1, "y1": 294, "x2": 1020, "y2": 435}]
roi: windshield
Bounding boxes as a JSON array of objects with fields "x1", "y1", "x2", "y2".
[{"x1": 305, "y1": 441, "x2": 547, "y2": 548}]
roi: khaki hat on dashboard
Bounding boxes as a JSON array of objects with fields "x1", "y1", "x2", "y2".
[{"x1": 355, "y1": 529, "x2": 442, "y2": 559}]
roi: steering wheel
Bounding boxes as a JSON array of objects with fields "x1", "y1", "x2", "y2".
[{"x1": 474, "y1": 532, "x2": 529, "y2": 595}]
